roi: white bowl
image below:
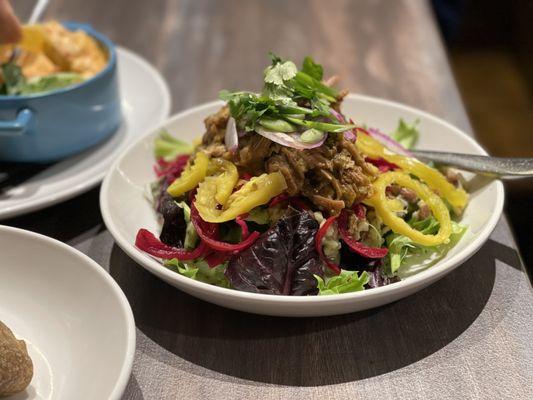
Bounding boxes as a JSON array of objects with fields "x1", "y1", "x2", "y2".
[
  {"x1": 100, "y1": 94, "x2": 504, "y2": 317},
  {"x1": 0, "y1": 226, "x2": 135, "y2": 399}
]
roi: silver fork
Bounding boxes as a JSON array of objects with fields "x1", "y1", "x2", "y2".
[{"x1": 411, "y1": 150, "x2": 533, "y2": 178}]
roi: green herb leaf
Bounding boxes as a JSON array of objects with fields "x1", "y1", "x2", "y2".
[
  {"x1": 286, "y1": 117, "x2": 354, "y2": 133},
  {"x1": 301, "y1": 56, "x2": 323, "y2": 81},
  {"x1": 315, "y1": 270, "x2": 369, "y2": 295},
  {"x1": 292, "y1": 71, "x2": 337, "y2": 99},
  {"x1": 220, "y1": 55, "x2": 342, "y2": 134},
  {"x1": 264, "y1": 60, "x2": 297, "y2": 86},
  {"x1": 268, "y1": 52, "x2": 284, "y2": 65}
]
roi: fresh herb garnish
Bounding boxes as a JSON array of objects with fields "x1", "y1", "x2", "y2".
[
  {"x1": 301, "y1": 56, "x2": 323, "y2": 81},
  {"x1": 219, "y1": 54, "x2": 354, "y2": 135},
  {"x1": 264, "y1": 58, "x2": 297, "y2": 86}
]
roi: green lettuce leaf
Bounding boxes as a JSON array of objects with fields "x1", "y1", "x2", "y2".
[
  {"x1": 174, "y1": 201, "x2": 198, "y2": 250},
  {"x1": 154, "y1": 130, "x2": 193, "y2": 161},
  {"x1": 315, "y1": 270, "x2": 369, "y2": 295},
  {"x1": 245, "y1": 207, "x2": 270, "y2": 225},
  {"x1": 164, "y1": 259, "x2": 231, "y2": 288},
  {"x1": 391, "y1": 118, "x2": 419, "y2": 150},
  {"x1": 385, "y1": 217, "x2": 467, "y2": 274}
]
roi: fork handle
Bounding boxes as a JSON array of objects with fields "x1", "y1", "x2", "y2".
[{"x1": 410, "y1": 150, "x2": 533, "y2": 177}]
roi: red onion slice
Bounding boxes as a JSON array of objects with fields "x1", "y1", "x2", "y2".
[
  {"x1": 330, "y1": 108, "x2": 346, "y2": 123},
  {"x1": 343, "y1": 130, "x2": 357, "y2": 141},
  {"x1": 367, "y1": 127, "x2": 413, "y2": 157},
  {"x1": 225, "y1": 117, "x2": 239, "y2": 153},
  {"x1": 255, "y1": 126, "x2": 326, "y2": 150},
  {"x1": 330, "y1": 108, "x2": 356, "y2": 141}
]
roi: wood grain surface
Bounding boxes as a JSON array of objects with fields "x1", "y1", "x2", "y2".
[{"x1": 6, "y1": 0, "x2": 533, "y2": 399}]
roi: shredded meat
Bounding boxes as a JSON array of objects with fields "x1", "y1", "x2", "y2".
[
  {"x1": 198, "y1": 105, "x2": 376, "y2": 215},
  {"x1": 202, "y1": 106, "x2": 229, "y2": 145},
  {"x1": 389, "y1": 185, "x2": 418, "y2": 203},
  {"x1": 417, "y1": 202, "x2": 431, "y2": 220},
  {"x1": 442, "y1": 167, "x2": 463, "y2": 188}
]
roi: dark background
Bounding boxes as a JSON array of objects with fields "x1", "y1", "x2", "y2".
[{"x1": 433, "y1": 0, "x2": 533, "y2": 276}]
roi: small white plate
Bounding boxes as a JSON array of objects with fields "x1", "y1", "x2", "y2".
[
  {"x1": 0, "y1": 47, "x2": 171, "y2": 220},
  {"x1": 0, "y1": 226, "x2": 135, "y2": 399},
  {"x1": 100, "y1": 94, "x2": 504, "y2": 317}
]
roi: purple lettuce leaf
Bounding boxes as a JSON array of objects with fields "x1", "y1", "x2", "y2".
[
  {"x1": 156, "y1": 182, "x2": 187, "y2": 248},
  {"x1": 226, "y1": 207, "x2": 324, "y2": 295},
  {"x1": 365, "y1": 266, "x2": 401, "y2": 288}
]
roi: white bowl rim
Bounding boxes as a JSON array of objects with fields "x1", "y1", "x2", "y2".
[
  {"x1": 100, "y1": 93, "x2": 504, "y2": 305},
  {"x1": 0, "y1": 225, "x2": 136, "y2": 400}
]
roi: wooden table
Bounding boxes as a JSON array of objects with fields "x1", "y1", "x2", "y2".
[{"x1": 7, "y1": 0, "x2": 533, "y2": 399}]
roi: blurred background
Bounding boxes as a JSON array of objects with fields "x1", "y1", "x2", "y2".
[{"x1": 432, "y1": 0, "x2": 533, "y2": 273}]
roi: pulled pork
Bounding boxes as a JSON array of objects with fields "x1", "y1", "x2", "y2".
[{"x1": 199, "y1": 106, "x2": 376, "y2": 215}]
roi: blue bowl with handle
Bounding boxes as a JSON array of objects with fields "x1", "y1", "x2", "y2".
[{"x1": 0, "y1": 22, "x2": 121, "y2": 163}]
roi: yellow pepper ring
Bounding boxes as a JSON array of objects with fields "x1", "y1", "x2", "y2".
[
  {"x1": 368, "y1": 171, "x2": 452, "y2": 246},
  {"x1": 167, "y1": 151, "x2": 209, "y2": 197},
  {"x1": 356, "y1": 134, "x2": 468, "y2": 213},
  {"x1": 207, "y1": 158, "x2": 239, "y2": 205},
  {"x1": 196, "y1": 171, "x2": 287, "y2": 223}
]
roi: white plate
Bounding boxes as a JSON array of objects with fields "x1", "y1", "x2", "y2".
[
  {"x1": 0, "y1": 226, "x2": 135, "y2": 399},
  {"x1": 100, "y1": 94, "x2": 504, "y2": 317},
  {"x1": 0, "y1": 47, "x2": 171, "y2": 220}
]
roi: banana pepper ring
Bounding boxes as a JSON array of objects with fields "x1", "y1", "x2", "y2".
[
  {"x1": 357, "y1": 134, "x2": 468, "y2": 213},
  {"x1": 195, "y1": 172, "x2": 287, "y2": 223},
  {"x1": 167, "y1": 152, "x2": 209, "y2": 197},
  {"x1": 367, "y1": 171, "x2": 452, "y2": 246},
  {"x1": 206, "y1": 158, "x2": 239, "y2": 205}
]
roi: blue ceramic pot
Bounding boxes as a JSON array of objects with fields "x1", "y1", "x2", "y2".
[{"x1": 0, "y1": 22, "x2": 121, "y2": 163}]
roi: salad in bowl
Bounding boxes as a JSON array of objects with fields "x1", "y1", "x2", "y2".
[{"x1": 135, "y1": 54, "x2": 469, "y2": 296}]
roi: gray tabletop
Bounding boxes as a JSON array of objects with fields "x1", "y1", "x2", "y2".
[{"x1": 6, "y1": 0, "x2": 533, "y2": 399}]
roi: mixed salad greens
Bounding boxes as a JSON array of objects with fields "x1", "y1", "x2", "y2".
[{"x1": 135, "y1": 54, "x2": 469, "y2": 296}]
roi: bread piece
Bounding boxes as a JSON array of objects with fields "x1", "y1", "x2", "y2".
[{"x1": 0, "y1": 321, "x2": 33, "y2": 397}]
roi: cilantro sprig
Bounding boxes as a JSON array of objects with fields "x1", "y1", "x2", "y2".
[{"x1": 219, "y1": 54, "x2": 354, "y2": 135}]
